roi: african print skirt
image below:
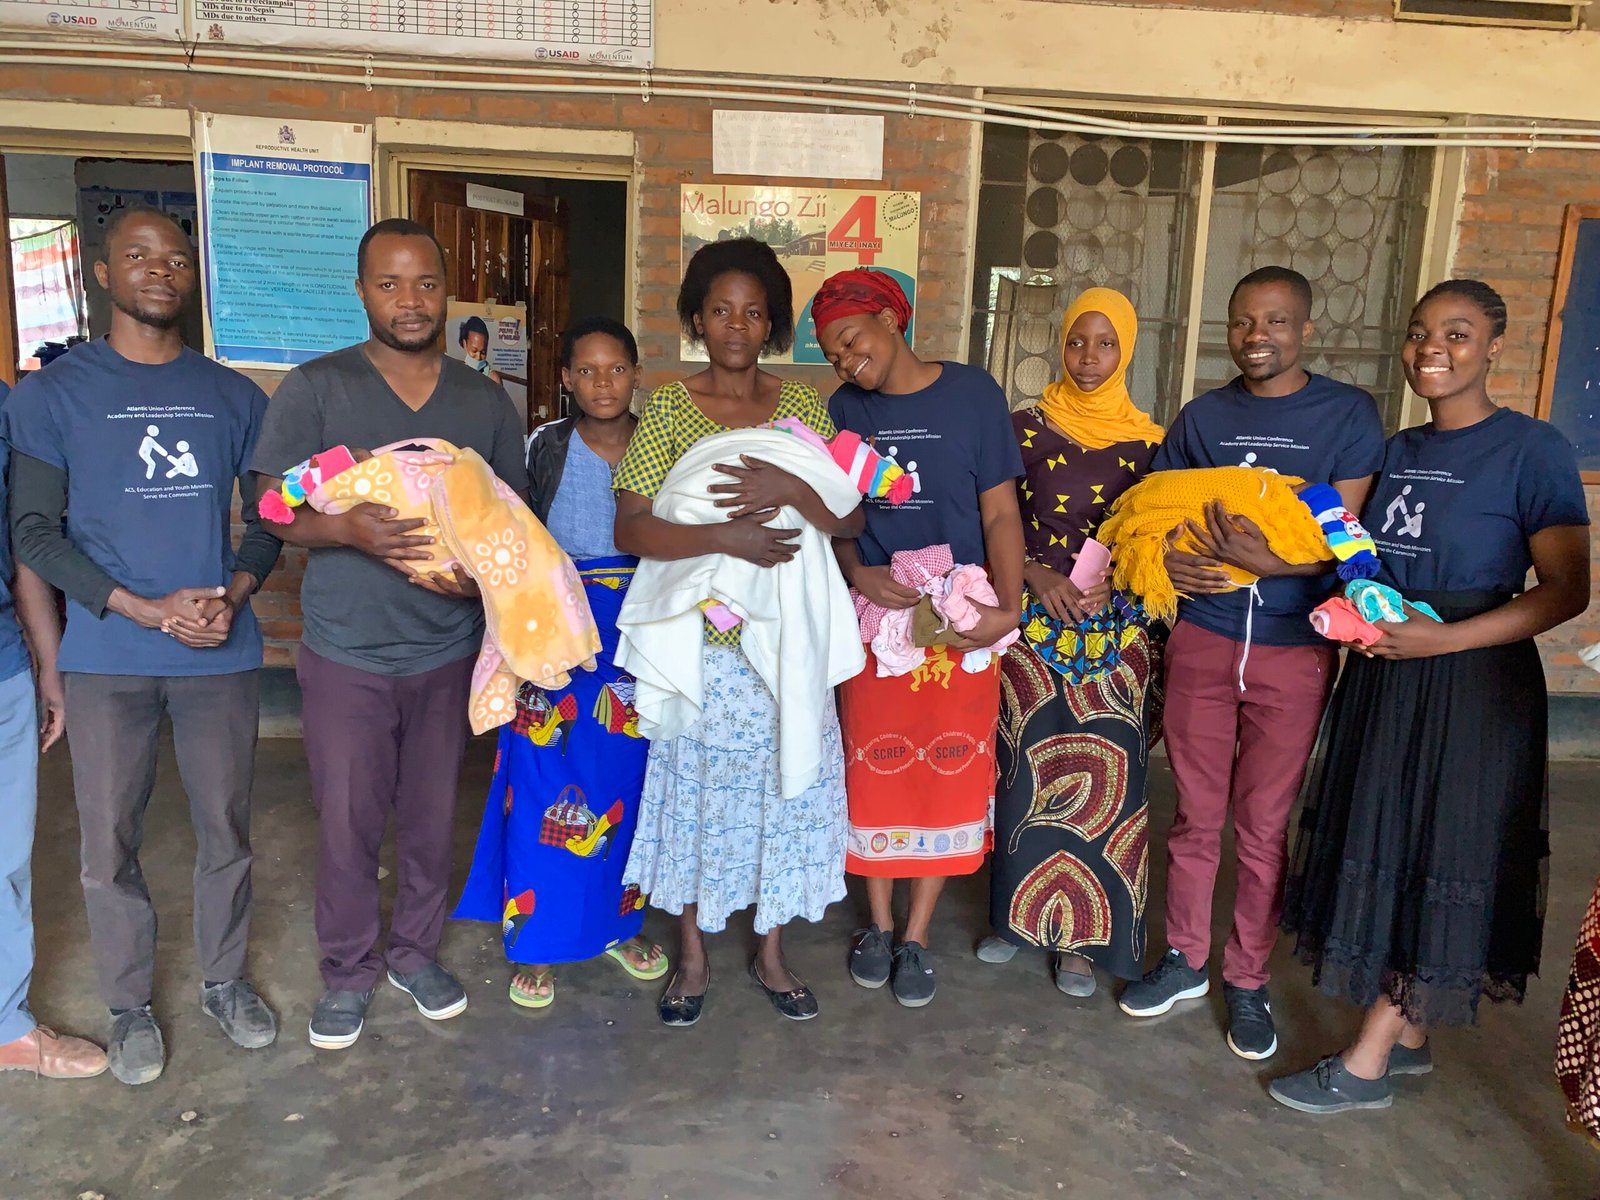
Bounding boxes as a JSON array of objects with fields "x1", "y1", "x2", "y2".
[
  {"x1": 1557, "y1": 876, "x2": 1600, "y2": 1144},
  {"x1": 990, "y1": 626, "x2": 1161, "y2": 979},
  {"x1": 453, "y1": 557, "x2": 650, "y2": 964},
  {"x1": 841, "y1": 643, "x2": 1000, "y2": 878}
]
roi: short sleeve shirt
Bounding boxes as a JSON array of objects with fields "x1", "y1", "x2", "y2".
[
  {"x1": 828, "y1": 361, "x2": 1023, "y2": 567},
  {"x1": 613, "y1": 378, "x2": 832, "y2": 647},
  {"x1": 1150, "y1": 373, "x2": 1385, "y2": 646},
  {"x1": 250, "y1": 344, "x2": 529, "y2": 677},
  {"x1": 1370, "y1": 408, "x2": 1588, "y2": 594},
  {"x1": 1013, "y1": 408, "x2": 1156, "y2": 573},
  {"x1": 3, "y1": 339, "x2": 268, "y2": 676}
]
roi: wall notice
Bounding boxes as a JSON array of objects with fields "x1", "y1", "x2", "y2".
[
  {"x1": 446, "y1": 299, "x2": 530, "y2": 427},
  {"x1": 712, "y1": 111, "x2": 885, "y2": 181},
  {"x1": 191, "y1": 0, "x2": 652, "y2": 66},
  {"x1": 0, "y1": 0, "x2": 179, "y2": 40},
  {"x1": 196, "y1": 113, "x2": 373, "y2": 368},
  {"x1": 680, "y1": 185, "x2": 921, "y2": 364}
]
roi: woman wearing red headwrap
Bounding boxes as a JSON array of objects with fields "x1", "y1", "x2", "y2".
[{"x1": 817, "y1": 268, "x2": 1026, "y2": 1009}]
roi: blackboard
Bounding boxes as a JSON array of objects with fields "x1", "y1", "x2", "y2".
[{"x1": 1538, "y1": 205, "x2": 1600, "y2": 482}]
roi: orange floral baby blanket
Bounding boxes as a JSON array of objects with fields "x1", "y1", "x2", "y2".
[{"x1": 309, "y1": 438, "x2": 600, "y2": 733}]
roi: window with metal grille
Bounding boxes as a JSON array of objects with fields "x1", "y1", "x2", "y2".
[{"x1": 971, "y1": 120, "x2": 1434, "y2": 433}]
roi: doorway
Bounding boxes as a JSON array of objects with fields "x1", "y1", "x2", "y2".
[
  {"x1": 406, "y1": 168, "x2": 628, "y2": 432},
  {"x1": 2, "y1": 152, "x2": 202, "y2": 381}
]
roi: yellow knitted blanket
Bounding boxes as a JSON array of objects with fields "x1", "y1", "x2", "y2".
[{"x1": 1096, "y1": 466, "x2": 1327, "y2": 623}]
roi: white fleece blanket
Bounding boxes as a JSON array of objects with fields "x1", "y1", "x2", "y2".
[{"x1": 615, "y1": 427, "x2": 866, "y2": 798}]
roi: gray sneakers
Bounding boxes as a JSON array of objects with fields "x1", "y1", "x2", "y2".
[
  {"x1": 1269, "y1": 1055, "x2": 1393, "y2": 1114},
  {"x1": 107, "y1": 1006, "x2": 165, "y2": 1086},
  {"x1": 1387, "y1": 1039, "x2": 1433, "y2": 1076},
  {"x1": 1118, "y1": 947, "x2": 1210, "y2": 1017},
  {"x1": 309, "y1": 986, "x2": 376, "y2": 1051},
  {"x1": 201, "y1": 979, "x2": 278, "y2": 1050},
  {"x1": 850, "y1": 926, "x2": 894, "y2": 989},
  {"x1": 891, "y1": 940, "x2": 937, "y2": 1008},
  {"x1": 387, "y1": 962, "x2": 468, "y2": 1020}
]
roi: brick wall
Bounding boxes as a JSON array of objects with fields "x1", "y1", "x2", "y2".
[
  {"x1": 1, "y1": 63, "x2": 976, "y2": 668},
  {"x1": 1451, "y1": 144, "x2": 1600, "y2": 694}
]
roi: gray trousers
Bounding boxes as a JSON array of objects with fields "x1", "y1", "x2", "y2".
[{"x1": 64, "y1": 671, "x2": 260, "y2": 1011}]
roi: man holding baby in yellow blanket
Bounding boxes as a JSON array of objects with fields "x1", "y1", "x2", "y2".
[
  {"x1": 252, "y1": 219, "x2": 529, "y2": 1052},
  {"x1": 1115, "y1": 267, "x2": 1384, "y2": 1065}
]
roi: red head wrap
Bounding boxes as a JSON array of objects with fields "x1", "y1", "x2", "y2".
[{"x1": 810, "y1": 269, "x2": 912, "y2": 336}]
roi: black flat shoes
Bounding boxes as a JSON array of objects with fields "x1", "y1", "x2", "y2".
[
  {"x1": 659, "y1": 970, "x2": 708, "y2": 1027},
  {"x1": 749, "y1": 960, "x2": 819, "y2": 1022}
]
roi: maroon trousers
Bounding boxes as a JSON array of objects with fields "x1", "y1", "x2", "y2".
[
  {"x1": 298, "y1": 646, "x2": 474, "y2": 992},
  {"x1": 1160, "y1": 620, "x2": 1335, "y2": 989}
]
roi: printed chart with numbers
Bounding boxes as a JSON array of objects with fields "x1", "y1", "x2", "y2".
[
  {"x1": 0, "y1": 0, "x2": 181, "y2": 39},
  {"x1": 191, "y1": 0, "x2": 652, "y2": 65}
]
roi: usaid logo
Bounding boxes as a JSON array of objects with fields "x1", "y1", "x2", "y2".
[{"x1": 48, "y1": 11, "x2": 99, "y2": 24}]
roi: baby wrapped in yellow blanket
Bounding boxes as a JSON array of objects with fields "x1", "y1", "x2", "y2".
[
  {"x1": 304, "y1": 438, "x2": 600, "y2": 733},
  {"x1": 1096, "y1": 466, "x2": 1330, "y2": 623}
]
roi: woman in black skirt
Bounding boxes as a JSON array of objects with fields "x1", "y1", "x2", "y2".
[{"x1": 1271, "y1": 279, "x2": 1590, "y2": 1114}]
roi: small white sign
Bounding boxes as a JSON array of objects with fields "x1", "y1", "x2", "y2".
[
  {"x1": 466, "y1": 183, "x2": 526, "y2": 216},
  {"x1": 713, "y1": 111, "x2": 885, "y2": 181}
]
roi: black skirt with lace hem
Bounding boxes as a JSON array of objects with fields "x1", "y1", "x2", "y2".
[{"x1": 1280, "y1": 590, "x2": 1549, "y2": 1028}]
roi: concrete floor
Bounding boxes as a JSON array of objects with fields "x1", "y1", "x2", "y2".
[{"x1": 3, "y1": 739, "x2": 1598, "y2": 1200}]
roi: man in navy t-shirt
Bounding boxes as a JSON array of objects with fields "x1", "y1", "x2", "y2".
[
  {"x1": 1117, "y1": 267, "x2": 1384, "y2": 1062},
  {"x1": 0, "y1": 378, "x2": 108, "y2": 1081},
  {"x1": 5, "y1": 208, "x2": 282, "y2": 1086}
]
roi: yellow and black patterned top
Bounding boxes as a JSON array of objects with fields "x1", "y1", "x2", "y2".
[{"x1": 613, "y1": 378, "x2": 835, "y2": 646}]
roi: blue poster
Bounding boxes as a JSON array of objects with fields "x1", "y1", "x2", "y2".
[{"x1": 198, "y1": 116, "x2": 373, "y2": 367}]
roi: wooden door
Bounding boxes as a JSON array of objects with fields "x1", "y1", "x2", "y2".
[
  {"x1": 0, "y1": 158, "x2": 18, "y2": 386},
  {"x1": 407, "y1": 171, "x2": 569, "y2": 431}
]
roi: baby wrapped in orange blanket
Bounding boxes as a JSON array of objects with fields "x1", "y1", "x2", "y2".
[{"x1": 294, "y1": 438, "x2": 600, "y2": 733}]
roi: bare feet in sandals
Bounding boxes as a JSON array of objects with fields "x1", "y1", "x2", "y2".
[
  {"x1": 605, "y1": 935, "x2": 669, "y2": 980},
  {"x1": 509, "y1": 967, "x2": 555, "y2": 1009}
]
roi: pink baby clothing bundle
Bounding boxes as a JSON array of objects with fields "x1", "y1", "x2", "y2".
[
  {"x1": 853, "y1": 544, "x2": 1018, "y2": 677},
  {"x1": 930, "y1": 563, "x2": 1021, "y2": 672}
]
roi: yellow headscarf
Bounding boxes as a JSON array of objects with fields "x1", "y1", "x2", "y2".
[{"x1": 1036, "y1": 287, "x2": 1165, "y2": 451}]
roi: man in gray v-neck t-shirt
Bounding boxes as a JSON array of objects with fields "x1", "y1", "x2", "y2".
[
  {"x1": 250, "y1": 344, "x2": 527, "y2": 675},
  {"x1": 250, "y1": 217, "x2": 530, "y2": 1051}
]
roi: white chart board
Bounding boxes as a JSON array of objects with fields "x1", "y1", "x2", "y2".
[
  {"x1": 0, "y1": 0, "x2": 181, "y2": 39},
  {"x1": 190, "y1": 0, "x2": 653, "y2": 65}
]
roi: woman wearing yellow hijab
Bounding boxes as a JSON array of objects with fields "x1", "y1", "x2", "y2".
[
  {"x1": 1037, "y1": 286, "x2": 1166, "y2": 450},
  {"x1": 978, "y1": 287, "x2": 1165, "y2": 998}
]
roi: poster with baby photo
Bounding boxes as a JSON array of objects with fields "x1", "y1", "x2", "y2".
[{"x1": 445, "y1": 300, "x2": 531, "y2": 426}]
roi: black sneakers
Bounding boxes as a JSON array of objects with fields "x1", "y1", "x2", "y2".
[
  {"x1": 308, "y1": 987, "x2": 376, "y2": 1051},
  {"x1": 387, "y1": 962, "x2": 468, "y2": 1020},
  {"x1": 1269, "y1": 1056, "x2": 1393, "y2": 1114},
  {"x1": 1223, "y1": 983, "x2": 1278, "y2": 1060},
  {"x1": 107, "y1": 1006, "x2": 165, "y2": 1086},
  {"x1": 1117, "y1": 947, "x2": 1209, "y2": 1017},
  {"x1": 850, "y1": 925, "x2": 894, "y2": 989},
  {"x1": 891, "y1": 940, "x2": 937, "y2": 1008},
  {"x1": 201, "y1": 979, "x2": 278, "y2": 1050}
]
